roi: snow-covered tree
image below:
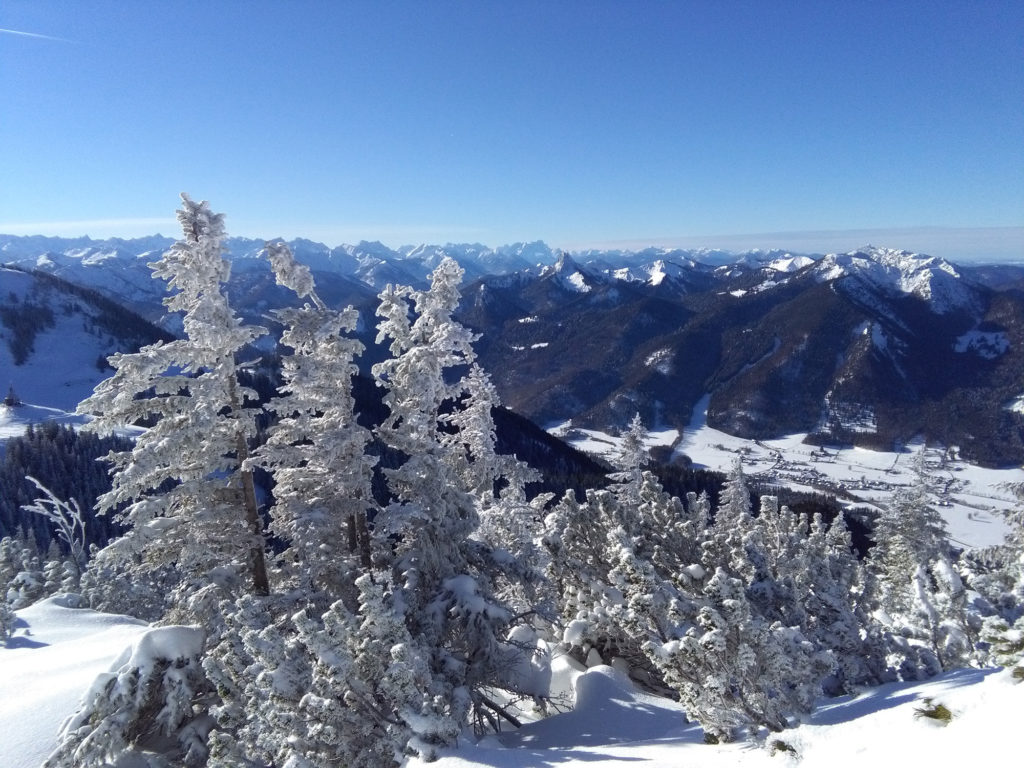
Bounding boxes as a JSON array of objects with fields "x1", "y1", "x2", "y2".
[
  {"x1": 202, "y1": 593, "x2": 319, "y2": 768},
  {"x1": 543, "y1": 488, "x2": 638, "y2": 665},
  {"x1": 444, "y1": 363, "x2": 547, "y2": 613},
  {"x1": 0, "y1": 597, "x2": 14, "y2": 644},
  {"x1": 78, "y1": 543, "x2": 174, "y2": 622},
  {"x1": 22, "y1": 476, "x2": 87, "y2": 587},
  {"x1": 292, "y1": 574, "x2": 433, "y2": 766},
  {"x1": 371, "y1": 257, "x2": 525, "y2": 753},
  {"x1": 77, "y1": 194, "x2": 270, "y2": 609},
  {"x1": 981, "y1": 614, "x2": 1024, "y2": 674},
  {"x1": 645, "y1": 566, "x2": 832, "y2": 741},
  {"x1": 703, "y1": 458, "x2": 755, "y2": 577},
  {"x1": 869, "y1": 457, "x2": 972, "y2": 676},
  {"x1": 609, "y1": 413, "x2": 648, "y2": 508},
  {"x1": 799, "y1": 512, "x2": 887, "y2": 691},
  {"x1": 253, "y1": 241, "x2": 377, "y2": 602},
  {"x1": 0, "y1": 535, "x2": 27, "y2": 594},
  {"x1": 4, "y1": 534, "x2": 44, "y2": 609},
  {"x1": 45, "y1": 625, "x2": 211, "y2": 768}
]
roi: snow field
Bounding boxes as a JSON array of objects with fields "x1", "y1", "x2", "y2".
[
  {"x1": 413, "y1": 663, "x2": 1021, "y2": 767},
  {"x1": 551, "y1": 395, "x2": 1021, "y2": 550},
  {"x1": 0, "y1": 597, "x2": 148, "y2": 768}
]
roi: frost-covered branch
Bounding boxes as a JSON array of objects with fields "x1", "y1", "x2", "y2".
[{"x1": 22, "y1": 476, "x2": 87, "y2": 578}]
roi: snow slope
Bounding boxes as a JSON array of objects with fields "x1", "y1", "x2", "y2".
[
  {"x1": 0, "y1": 403, "x2": 88, "y2": 441},
  {"x1": 3, "y1": 604, "x2": 1018, "y2": 768},
  {"x1": 411, "y1": 663, "x2": 1020, "y2": 767},
  {"x1": 0, "y1": 597, "x2": 148, "y2": 768},
  {"x1": 813, "y1": 246, "x2": 977, "y2": 315}
]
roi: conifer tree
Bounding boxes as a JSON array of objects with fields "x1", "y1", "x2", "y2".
[
  {"x1": 253, "y1": 241, "x2": 377, "y2": 600},
  {"x1": 609, "y1": 413, "x2": 648, "y2": 508},
  {"x1": 869, "y1": 456, "x2": 971, "y2": 675},
  {"x1": 0, "y1": 596, "x2": 14, "y2": 644},
  {"x1": 371, "y1": 257, "x2": 522, "y2": 753},
  {"x1": 44, "y1": 626, "x2": 210, "y2": 768},
  {"x1": 446, "y1": 364, "x2": 547, "y2": 613},
  {"x1": 645, "y1": 566, "x2": 832, "y2": 741},
  {"x1": 800, "y1": 512, "x2": 886, "y2": 691},
  {"x1": 703, "y1": 458, "x2": 754, "y2": 577},
  {"x1": 77, "y1": 194, "x2": 269, "y2": 607}
]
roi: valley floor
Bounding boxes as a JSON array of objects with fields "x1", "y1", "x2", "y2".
[{"x1": 551, "y1": 394, "x2": 1022, "y2": 550}]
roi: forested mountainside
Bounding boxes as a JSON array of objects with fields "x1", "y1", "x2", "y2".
[{"x1": 461, "y1": 248, "x2": 1024, "y2": 465}]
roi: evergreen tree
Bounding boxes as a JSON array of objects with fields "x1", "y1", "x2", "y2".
[
  {"x1": 645, "y1": 566, "x2": 832, "y2": 741},
  {"x1": 868, "y1": 457, "x2": 972, "y2": 676},
  {"x1": 44, "y1": 626, "x2": 210, "y2": 768},
  {"x1": 445, "y1": 363, "x2": 548, "y2": 614},
  {"x1": 800, "y1": 513, "x2": 887, "y2": 691},
  {"x1": 77, "y1": 194, "x2": 270, "y2": 609},
  {"x1": 253, "y1": 241, "x2": 377, "y2": 602},
  {"x1": 703, "y1": 458, "x2": 754, "y2": 577},
  {"x1": 370, "y1": 257, "x2": 524, "y2": 754},
  {"x1": 609, "y1": 413, "x2": 648, "y2": 508},
  {"x1": 0, "y1": 596, "x2": 14, "y2": 644}
]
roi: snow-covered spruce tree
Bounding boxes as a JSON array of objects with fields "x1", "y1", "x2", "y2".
[
  {"x1": 291, "y1": 574, "x2": 436, "y2": 766},
  {"x1": 251, "y1": 241, "x2": 377, "y2": 603},
  {"x1": 77, "y1": 194, "x2": 269, "y2": 610},
  {"x1": 543, "y1": 488, "x2": 641, "y2": 666},
  {"x1": 980, "y1": 613, "x2": 1024, "y2": 678},
  {"x1": 741, "y1": 496, "x2": 806, "y2": 629},
  {"x1": 78, "y1": 543, "x2": 176, "y2": 621},
  {"x1": 609, "y1": 412, "x2": 649, "y2": 508},
  {"x1": 0, "y1": 535, "x2": 27, "y2": 596},
  {"x1": 799, "y1": 512, "x2": 888, "y2": 692},
  {"x1": 371, "y1": 257, "x2": 525, "y2": 754},
  {"x1": 203, "y1": 593, "x2": 316, "y2": 768},
  {"x1": 444, "y1": 363, "x2": 548, "y2": 614},
  {"x1": 645, "y1": 566, "x2": 833, "y2": 742},
  {"x1": 543, "y1": 415, "x2": 702, "y2": 671},
  {"x1": 545, "y1": 450, "x2": 704, "y2": 674},
  {"x1": 606, "y1": 458, "x2": 836, "y2": 740},
  {"x1": 4, "y1": 538, "x2": 44, "y2": 609},
  {"x1": 702, "y1": 457, "x2": 755, "y2": 578},
  {"x1": 0, "y1": 595, "x2": 14, "y2": 644},
  {"x1": 207, "y1": 573, "x2": 444, "y2": 768},
  {"x1": 44, "y1": 625, "x2": 211, "y2": 768},
  {"x1": 868, "y1": 458, "x2": 972, "y2": 676}
]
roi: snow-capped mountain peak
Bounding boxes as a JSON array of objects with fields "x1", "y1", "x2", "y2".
[
  {"x1": 540, "y1": 251, "x2": 600, "y2": 293},
  {"x1": 608, "y1": 259, "x2": 697, "y2": 287},
  {"x1": 814, "y1": 246, "x2": 976, "y2": 314}
]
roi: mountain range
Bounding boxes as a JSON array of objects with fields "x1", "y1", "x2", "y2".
[{"x1": 2, "y1": 233, "x2": 1023, "y2": 466}]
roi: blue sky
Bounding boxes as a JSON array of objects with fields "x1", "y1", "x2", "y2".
[{"x1": 1, "y1": 1, "x2": 1022, "y2": 260}]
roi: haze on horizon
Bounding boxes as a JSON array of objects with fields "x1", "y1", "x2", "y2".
[{"x1": 1, "y1": 1, "x2": 1021, "y2": 262}]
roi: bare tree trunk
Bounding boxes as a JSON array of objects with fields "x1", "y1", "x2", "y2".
[
  {"x1": 356, "y1": 509, "x2": 372, "y2": 569},
  {"x1": 347, "y1": 513, "x2": 358, "y2": 554},
  {"x1": 229, "y1": 375, "x2": 270, "y2": 596}
]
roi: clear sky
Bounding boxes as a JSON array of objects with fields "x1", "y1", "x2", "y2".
[{"x1": 1, "y1": 1, "x2": 1022, "y2": 260}]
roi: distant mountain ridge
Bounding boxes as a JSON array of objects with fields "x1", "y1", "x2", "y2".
[
  {"x1": 460, "y1": 245, "x2": 1024, "y2": 466},
  {"x1": 3, "y1": 233, "x2": 1024, "y2": 465}
]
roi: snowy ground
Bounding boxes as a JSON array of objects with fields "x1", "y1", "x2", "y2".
[
  {"x1": 415, "y1": 661, "x2": 1021, "y2": 767},
  {"x1": 550, "y1": 396, "x2": 1021, "y2": 550},
  {"x1": 0, "y1": 597, "x2": 148, "y2": 767},
  {"x1": 0, "y1": 400, "x2": 143, "y2": 452},
  {"x1": 2, "y1": 599, "x2": 1019, "y2": 767},
  {"x1": 0, "y1": 402, "x2": 88, "y2": 441}
]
